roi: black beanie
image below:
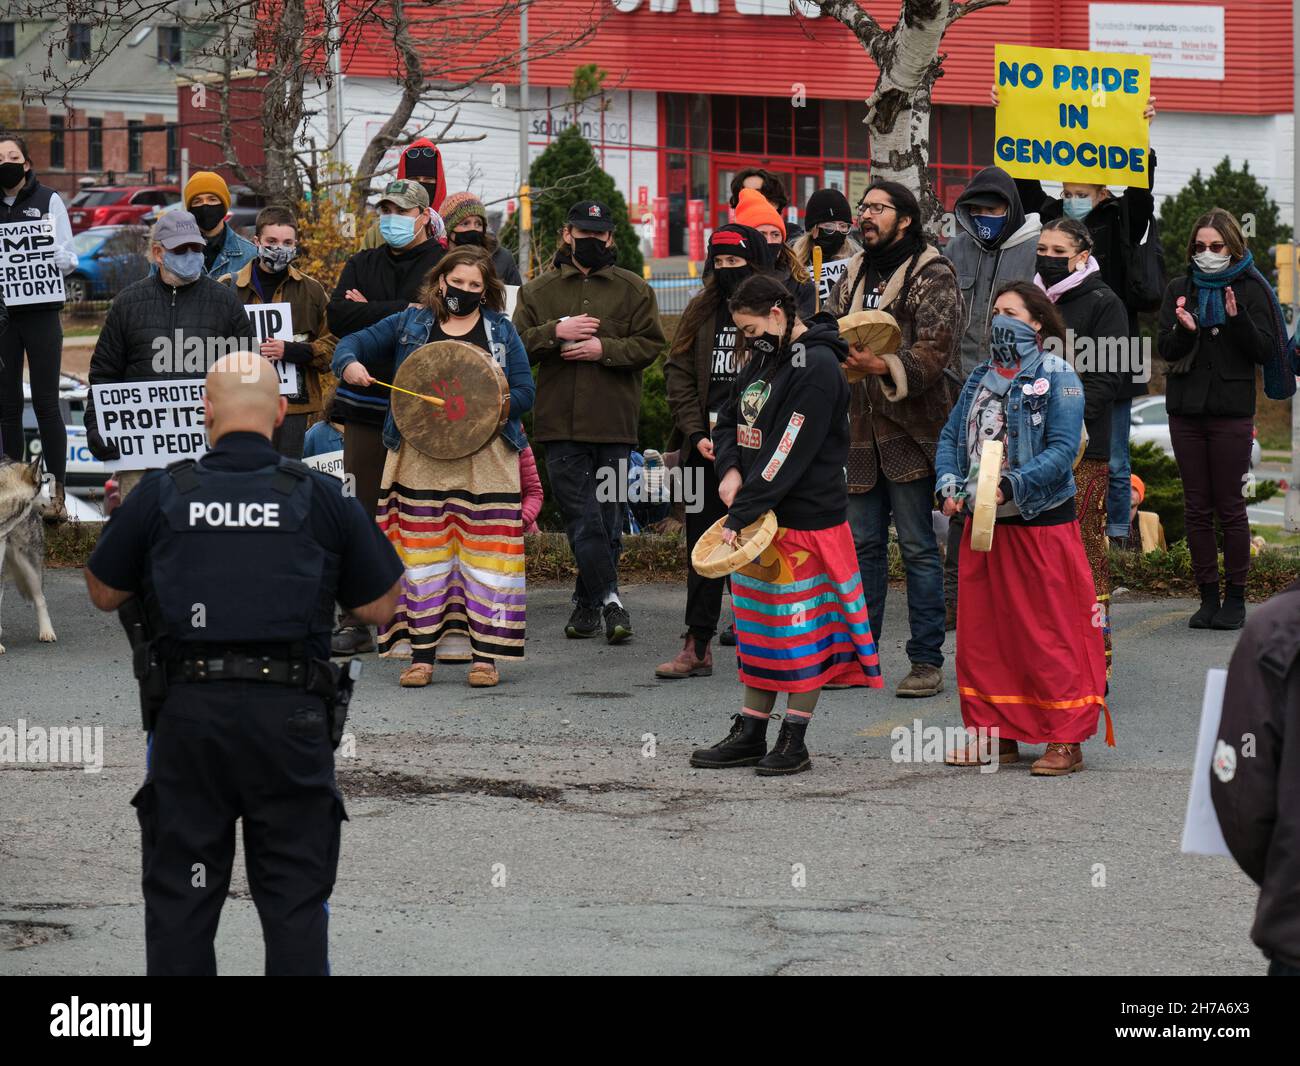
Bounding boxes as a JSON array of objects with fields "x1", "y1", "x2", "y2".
[
  {"x1": 805, "y1": 188, "x2": 852, "y2": 229},
  {"x1": 705, "y1": 223, "x2": 770, "y2": 271}
]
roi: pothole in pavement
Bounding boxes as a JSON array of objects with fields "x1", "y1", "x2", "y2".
[
  {"x1": 0, "y1": 919, "x2": 73, "y2": 950},
  {"x1": 336, "y1": 768, "x2": 653, "y2": 805}
]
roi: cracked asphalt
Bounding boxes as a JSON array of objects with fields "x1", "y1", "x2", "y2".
[{"x1": 0, "y1": 570, "x2": 1264, "y2": 975}]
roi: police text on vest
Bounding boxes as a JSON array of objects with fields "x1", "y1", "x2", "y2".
[{"x1": 189, "y1": 501, "x2": 281, "y2": 527}]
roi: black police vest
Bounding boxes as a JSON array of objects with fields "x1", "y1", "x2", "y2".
[{"x1": 149, "y1": 457, "x2": 335, "y2": 646}]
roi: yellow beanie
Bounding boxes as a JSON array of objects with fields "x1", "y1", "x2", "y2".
[{"x1": 184, "y1": 171, "x2": 231, "y2": 211}]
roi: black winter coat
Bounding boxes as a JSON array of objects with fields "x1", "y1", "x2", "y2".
[
  {"x1": 1212, "y1": 579, "x2": 1300, "y2": 968},
  {"x1": 1016, "y1": 150, "x2": 1157, "y2": 399},
  {"x1": 1052, "y1": 272, "x2": 1127, "y2": 462},
  {"x1": 1158, "y1": 271, "x2": 1277, "y2": 419},
  {"x1": 84, "y1": 273, "x2": 252, "y2": 458}
]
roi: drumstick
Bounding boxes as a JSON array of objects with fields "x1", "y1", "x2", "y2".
[
  {"x1": 370, "y1": 378, "x2": 446, "y2": 408},
  {"x1": 812, "y1": 244, "x2": 823, "y2": 314}
]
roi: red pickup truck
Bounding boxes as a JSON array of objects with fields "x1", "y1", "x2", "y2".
[{"x1": 67, "y1": 185, "x2": 180, "y2": 233}]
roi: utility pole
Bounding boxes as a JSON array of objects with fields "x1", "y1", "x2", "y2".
[
  {"x1": 517, "y1": 1, "x2": 532, "y2": 278},
  {"x1": 325, "y1": 0, "x2": 346, "y2": 176},
  {"x1": 1287, "y1": 0, "x2": 1300, "y2": 532}
]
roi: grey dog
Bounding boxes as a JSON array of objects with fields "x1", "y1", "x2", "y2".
[{"x1": 0, "y1": 457, "x2": 57, "y2": 653}]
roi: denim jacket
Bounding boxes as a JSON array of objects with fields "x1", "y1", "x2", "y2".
[
  {"x1": 207, "y1": 224, "x2": 257, "y2": 279},
  {"x1": 934, "y1": 347, "x2": 1085, "y2": 521},
  {"x1": 332, "y1": 305, "x2": 535, "y2": 453}
]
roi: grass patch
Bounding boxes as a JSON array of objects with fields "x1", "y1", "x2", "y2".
[{"x1": 1111, "y1": 539, "x2": 1300, "y2": 600}]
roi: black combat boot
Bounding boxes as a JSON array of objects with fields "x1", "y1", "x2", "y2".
[
  {"x1": 1211, "y1": 583, "x2": 1246, "y2": 630},
  {"x1": 755, "y1": 715, "x2": 811, "y2": 776},
  {"x1": 1189, "y1": 582, "x2": 1220, "y2": 629},
  {"x1": 690, "y1": 713, "x2": 769, "y2": 768}
]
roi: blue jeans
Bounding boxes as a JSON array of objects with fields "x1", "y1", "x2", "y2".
[
  {"x1": 1107, "y1": 399, "x2": 1132, "y2": 538},
  {"x1": 847, "y1": 476, "x2": 945, "y2": 668}
]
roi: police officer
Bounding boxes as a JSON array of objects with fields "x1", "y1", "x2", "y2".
[{"x1": 84, "y1": 352, "x2": 403, "y2": 976}]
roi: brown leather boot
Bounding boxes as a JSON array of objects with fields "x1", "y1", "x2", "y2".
[
  {"x1": 655, "y1": 634, "x2": 713, "y2": 679},
  {"x1": 1031, "y1": 742, "x2": 1084, "y2": 776},
  {"x1": 42, "y1": 480, "x2": 68, "y2": 523}
]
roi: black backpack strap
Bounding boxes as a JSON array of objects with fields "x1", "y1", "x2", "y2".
[
  {"x1": 166, "y1": 459, "x2": 201, "y2": 494},
  {"x1": 270, "y1": 456, "x2": 311, "y2": 496}
]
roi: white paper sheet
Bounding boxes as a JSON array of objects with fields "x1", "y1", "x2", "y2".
[{"x1": 1180, "y1": 667, "x2": 1231, "y2": 857}]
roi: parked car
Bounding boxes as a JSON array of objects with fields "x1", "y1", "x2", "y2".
[
  {"x1": 67, "y1": 185, "x2": 180, "y2": 233},
  {"x1": 21, "y1": 375, "x2": 106, "y2": 495},
  {"x1": 65, "y1": 225, "x2": 151, "y2": 303},
  {"x1": 1130, "y1": 395, "x2": 1260, "y2": 469}
]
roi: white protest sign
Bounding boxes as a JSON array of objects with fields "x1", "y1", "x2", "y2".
[
  {"x1": 90, "y1": 379, "x2": 208, "y2": 471},
  {"x1": 0, "y1": 219, "x2": 65, "y2": 306},
  {"x1": 504, "y1": 284, "x2": 519, "y2": 318},
  {"x1": 304, "y1": 449, "x2": 344, "y2": 479},
  {"x1": 1180, "y1": 668, "x2": 1232, "y2": 857},
  {"x1": 244, "y1": 302, "x2": 303, "y2": 399}
]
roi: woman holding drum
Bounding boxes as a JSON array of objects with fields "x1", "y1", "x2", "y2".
[
  {"x1": 333, "y1": 246, "x2": 535, "y2": 688},
  {"x1": 935, "y1": 281, "x2": 1110, "y2": 776},
  {"x1": 690, "y1": 274, "x2": 882, "y2": 777}
]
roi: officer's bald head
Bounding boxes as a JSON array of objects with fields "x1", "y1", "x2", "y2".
[{"x1": 203, "y1": 352, "x2": 286, "y2": 444}]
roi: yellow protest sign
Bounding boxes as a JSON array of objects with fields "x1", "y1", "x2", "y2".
[{"x1": 994, "y1": 44, "x2": 1151, "y2": 188}]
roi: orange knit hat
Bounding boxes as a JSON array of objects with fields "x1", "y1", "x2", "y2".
[
  {"x1": 1130, "y1": 474, "x2": 1146, "y2": 503},
  {"x1": 184, "y1": 171, "x2": 231, "y2": 211},
  {"x1": 734, "y1": 187, "x2": 786, "y2": 240}
]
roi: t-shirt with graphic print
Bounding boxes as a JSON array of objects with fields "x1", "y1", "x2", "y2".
[
  {"x1": 706, "y1": 307, "x2": 739, "y2": 427},
  {"x1": 965, "y1": 385, "x2": 1019, "y2": 518}
]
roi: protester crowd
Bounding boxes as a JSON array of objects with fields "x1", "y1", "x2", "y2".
[{"x1": 4, "y1": 117, "x2": 1293, "y2": 780}]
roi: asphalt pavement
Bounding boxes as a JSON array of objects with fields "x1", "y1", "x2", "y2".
[{"x1": 0, "y1": 571, "x2": 1264, "y2": 976}]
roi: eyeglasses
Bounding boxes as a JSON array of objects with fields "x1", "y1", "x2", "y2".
[
  {"x1": 1193, "y1": 242, "x2": 1227, "y2": 254},
  {"x1": 404, "y1": 147, "x2": 437, "y2": 159},
  {"x1": 857, "y1": 202, "x2": 897, "y2": 217},
  {"x1": 817, "y1": 221, "x2": 851, "y2": 234}
]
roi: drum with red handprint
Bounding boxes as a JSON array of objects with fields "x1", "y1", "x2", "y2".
[{"x1": 390, "y1": 340, "x2": 510, "y2": 460}]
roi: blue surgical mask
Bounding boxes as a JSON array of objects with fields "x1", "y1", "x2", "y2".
[
  {"x1": 162, "y1": 249, "x2": 204, "y2": 283},
  {"x1": 380, "y1": 213, "x2": 417, "y2": 248},
  {"x1": 1062, "y1": 196, "x2": 1094, "y2": 221},
  {"x1": 971, "y1": 213, "x2": 1006, "y2": 243},
  {"x1": 989, "y1": 313, "x2": 1039, "y2": 367}
]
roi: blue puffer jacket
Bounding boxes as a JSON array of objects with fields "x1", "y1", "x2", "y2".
[
  {"x1": 935, "y1": 346, "x2": 1086, "y2": 521},
  {"x1": 332, "y1": 305, "x2": 534, "y2": 453}
]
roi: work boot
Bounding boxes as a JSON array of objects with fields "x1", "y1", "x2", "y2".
[
  {"x1": 895, "y1": 662, "x2": 944, "y2": 698},
  {"x1": 1189, "y1": 582, "x2": 1220, "y2": 629},
  {"x1": 1211, "y1": 583, "x2": 1247, "y2": 630},
  {"x1": 690, "y1": 713, "x2": 769, "y2": 768},
  {"x1": 1030, "y1": 742, "x2": 1085, "y2": 776},
  {"x1": 331, "y1": 624, "x2": 374, "y2": 655},
  {"x1": 564, "y1": 604, "x2": 602, "y2": 639},
  {"x1": 655, "y1": 634, "x2": 713, "y2": 679},
  {"x1": 603, "y1": 602, "x2": 633, "y2": 644},
  {"x1": 41, "y1": 481, "x2": 67, "y2": 524},
  {"x1": 755, "y1": 715, "x2": 811, "y2": 776}
]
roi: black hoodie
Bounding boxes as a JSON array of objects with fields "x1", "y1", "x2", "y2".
[{"x1": 713, "y1": 314, "x2": 850, "y2": 531}]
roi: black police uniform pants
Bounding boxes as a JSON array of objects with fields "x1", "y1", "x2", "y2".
[{"x1": 131, "y1": 682, "x2": 347, "y2": 976}]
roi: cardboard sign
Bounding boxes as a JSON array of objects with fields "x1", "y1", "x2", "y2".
[
  {"x1": 90, "y1": 379, "x2": 208, "y2": 471},
  {"x1": 1180, "y1": 668, "x2": 1232, "y2": 858},
  {"x1": 303, "y1": 449, "x2": 344, "y2": 480},
  {"x1": 244, "y1": 302, "x2": 304, "y2": 399},
  {"x1": 0, "y1": 219, "x2": 65, "y2": 306},
  {"x1": 993, "y1": 44, "x2": 1151, "y2": 188}
]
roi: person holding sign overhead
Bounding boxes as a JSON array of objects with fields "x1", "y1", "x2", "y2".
[
  {"x1": 221, "y1": 206, "x2": 336, "y2": 458},
  {"x1": 0, "y1": 134, "x2": 79, "y2": 522},
  {"x1": 936, "y1": 281, "x2": 1107, "y2": 776}
]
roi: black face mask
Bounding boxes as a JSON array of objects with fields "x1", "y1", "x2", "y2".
[
  {"x1": 713, "y1": 265, "x2": 752, "y2": 298},
  {"x1": 418, "y1": 181, "x2": 438, "y2": 207},
  {"x1": 751, "y1": 332, "x2": 782, "y2": 356},
  {"x1": 453, "y1": 230, "x2": 487, "y2": 248},
  {"x1": 572, "y1": 236, "x2": 616, "y2": 270},
  {"x1": 442, "y1": 283, "x2": 482, "y2": 317},
  {"x1": 0, "y1": 162, "x2": 26, "y2": 189},
  {"x1": 812, "y1": 230, "x2": 847, "y2": 257},
  {"x1": 190, "y1": 203, "x2": 227, "y2": 233},
  {"x1": 1036, "y1": 253, "x2": 1072, "y2": 288}
]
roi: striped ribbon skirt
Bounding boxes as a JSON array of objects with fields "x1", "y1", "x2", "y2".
[
  {"x1": 730, "y1": 521, "x2": 883, "y2": 693},
  {"x1": 375, "y1": 437, "x2": 526, "y2": 660}
]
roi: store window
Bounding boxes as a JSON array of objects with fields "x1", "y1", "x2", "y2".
[
  {"x1": 49, "y1": 116, "x2": 65, "y2": 169},
  {"x1": 128, "y1": 120, "x2": 143, "y2": 173},
  {"x1": 0, "y1": 23, "x2": 15, "y2": 59},
  {"x1": 87, "y1": 117, "x2": 103, "y2": 171},
  {"x1": 930, "y1": 104, "x2": 996, "y2": 210}
]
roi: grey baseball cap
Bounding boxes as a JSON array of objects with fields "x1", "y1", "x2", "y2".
[
  {"x1": 152, "y1": 210, "x2": 204, "y2": 249},
  {"x1": 377, "y1": 179, "x2": 430, "y2": 212}
]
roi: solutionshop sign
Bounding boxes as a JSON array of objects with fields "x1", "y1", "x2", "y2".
[{"x1": 610, "y1": 0, "x2": 823, "y2": 15}]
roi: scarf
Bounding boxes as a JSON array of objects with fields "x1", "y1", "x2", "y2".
[
  {"x1": 862, "y1": 227, "x2": 924, "y2": 280},
  {"x1": 1193, "y1": 250, "x2": 1297, "y2": 400},
  {"x1": 1038, "y1": 254, "x2": 1099, "y2": 303}
]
